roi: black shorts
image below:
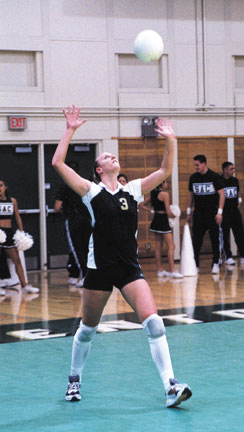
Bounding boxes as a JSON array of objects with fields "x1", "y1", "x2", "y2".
[
  {"x1": 0, "y1": 227, "x2": 15, "y2": 248},
  {"x1": 83, "y1": 263, "x2": 145, "y2": 292}
]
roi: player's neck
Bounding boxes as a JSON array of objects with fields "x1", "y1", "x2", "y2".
[{"x1": 101, "y1": 174, "x2": 118, "y2": 191}]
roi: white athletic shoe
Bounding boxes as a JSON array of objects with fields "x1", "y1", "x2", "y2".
[
  {"x1": 22, "y1": 293, "x2": 39, "y2": 301},
  {"x1": 165, "y1": 379, "x2": 192, "y2": 408},
  {"x1": 0, "y1": 287, "x2": 6, "y2": 296},
  {"x1": 22, "y1": 285, "x2": 39, "y2": 294},
  {"x1": 225, "y1": 265, "x2": 234, "y2": 273},
  {"x1": 157, "y1": 270, "x2": 169, "y2": 277},
  {"x1": 76, "y1": 277, "x2": 84, "y2": 288},
  {"x1": 225, "y1": 257, "x2": 235, "y2": 265},
  {"x1": 169, "y1": 271, "x2": 183, "y2": 279},
  {"x1": 68, "y1": 277, "x2": 78, "y2": 285},
  {"x1": 65, "y1": 375, "x2": 81, "y2": 402},
  {"x1": 212, "y1": 274, "x2": 219, "y2": 283},
  {"x1": 211, "y1": 263, "x2": 219, "y2": 274}
]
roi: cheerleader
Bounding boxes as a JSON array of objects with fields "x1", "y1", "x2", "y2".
[
  {"x1": 0, "y1": 180, "x2": 39, "y2": 293},
  {"x1": 140, "y1": 181, "x2": 183, "y2": 278}
]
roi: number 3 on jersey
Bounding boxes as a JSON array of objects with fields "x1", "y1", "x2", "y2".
[{"x1": 119, "y1": 197, "x2": 129, "y2": 210}]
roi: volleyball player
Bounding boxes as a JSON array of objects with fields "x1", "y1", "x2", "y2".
[
  {"x1": 186, "y1": 155, "x2": 225, "y2": 274},
  {"x1": 52, "y1": 105, "x2": 192, "y2": 408}
]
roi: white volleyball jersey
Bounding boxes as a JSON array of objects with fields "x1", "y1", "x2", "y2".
[{"x1": 82, "y1": 179, "x2": 143, "y2": 269}]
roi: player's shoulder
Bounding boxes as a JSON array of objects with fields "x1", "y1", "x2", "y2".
[
  {"x1": 123, "y1": 178, "x2": 140, "y2": 191},
  {"x1": 122, "y1": 178, "x2": 143, "y2": 202},
  {"x1": 82, "y1": 181, "x2": 102, "y2": 203}
]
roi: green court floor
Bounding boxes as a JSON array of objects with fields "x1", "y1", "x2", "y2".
[{"x1": 1, "y1": 320, "x2": 243, "y2": 432}]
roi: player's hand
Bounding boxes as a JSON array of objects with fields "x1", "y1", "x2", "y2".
[
  {"x1": 155, "y1": 118, "x2": 175, "y2": 138},
  {"x1": 63, "y1": 105, "x2": 87, "y2": 131},
  {"x1": 215, "y1": 214, "x2": 222, "y2": 225}
]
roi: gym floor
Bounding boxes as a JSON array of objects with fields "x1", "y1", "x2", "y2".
[{"x1": 0, "y1": 257, "x2": 244, "y2": 432}]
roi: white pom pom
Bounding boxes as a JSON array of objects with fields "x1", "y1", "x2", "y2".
[
  {"x1": 169, "y1": 218, "x2": 176, "y2": 228},
  {"x1": 169, "y1": 205, "x2": 181, "y2": 228},
  {"x1": 0, "y1": 229, "x2": 7, "y2": 244},
  {"x1": 13, "y1": 230, "x2": 34, "y2": 251},
  {"x1": 134, "y1": 30, "x2": 164, "y2": 63},
  {"x1": 170, "y1": 205, "x2": 181, "y2": 217}
]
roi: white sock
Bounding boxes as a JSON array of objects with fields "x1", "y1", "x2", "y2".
[
  {"x1": 70, "y1": 322, "x2": 98, "y2": 380},
  {"x1": 148, "y1": 334, "x2": 174, "y2": 391}
]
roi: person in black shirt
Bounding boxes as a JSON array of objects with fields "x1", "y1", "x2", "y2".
[
  {"x1": 52, "y1": 105, "x2": 192, "y2": 408},
  {"x1": 186, "y1": 154, "x2": 225, "y2": 274},
  {"x1": 221, "y1": 161, "x2": 244, "y2": 266},
  {"x1": 55, "y1": 161, "x2": 92, "y2": 287}
]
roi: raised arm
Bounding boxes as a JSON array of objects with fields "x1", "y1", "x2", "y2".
[
  {"x1": 52, "y1": 106, "x2": 91, "y2": 197},
  {"x1": 141, "y1": 118, "x2": 175, "y2": 195}
]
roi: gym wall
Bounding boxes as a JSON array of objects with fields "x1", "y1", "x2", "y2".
[{"x1": 1, "y1": 0, "x2": 244, "y2": 266}]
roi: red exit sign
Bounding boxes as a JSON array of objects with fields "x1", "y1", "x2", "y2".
[{"x1": 8, "y1": 116, "x2": 27, "y2": 130}]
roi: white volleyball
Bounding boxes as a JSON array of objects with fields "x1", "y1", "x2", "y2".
[{"x1": 134, "y1": 30, "x2": 164, "y2": 63}]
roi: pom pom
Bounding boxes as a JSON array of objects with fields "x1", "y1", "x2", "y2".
[
  {"x1": 169, "y1": 218, "x2": 176, "y2": 228},
  {"x1": 13, "y1": 230, "x2": 34, "y2": 251},
  {"x1": 170, "y1": 205, "x2": 181, "y2": 217},
  {"x1": 169, "y1": 205, "x2": 181, "y2": 228},
  {"x1": 0, "y1": 229, "x2": 7, "y2": 244}
]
